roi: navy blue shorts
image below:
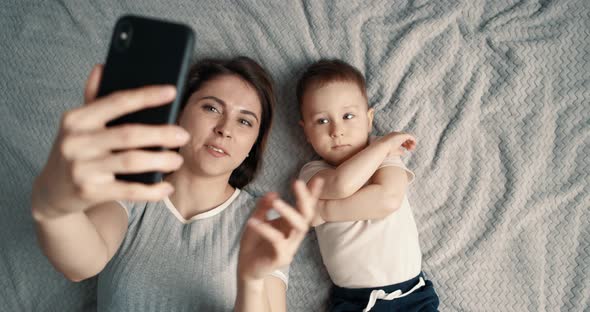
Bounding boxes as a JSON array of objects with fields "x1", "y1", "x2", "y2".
[{"x1": 329, "y1": 272, "x2": 439, "y2": 312}]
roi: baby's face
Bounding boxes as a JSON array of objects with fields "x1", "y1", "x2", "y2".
[{"x1": 300, "y1": 81, "x2": 374, "y2": 166}]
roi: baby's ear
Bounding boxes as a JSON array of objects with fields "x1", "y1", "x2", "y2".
[
  {"x1": 299, "y1": 120, "x2": 310, "y2": 143},
  {"x1": 367, "y1": 108, "x2": 375, "y2": 129}
]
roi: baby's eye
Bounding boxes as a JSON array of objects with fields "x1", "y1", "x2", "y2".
[
  {"x1": 240, "y1": 119, "x2": 253, "y2": 127},
  {"x1": 343, "y1": 113, "x2": 355, "y2": 120},
  {"x1": 317, "y1": 118, "x2": 329, "y2": 125}
]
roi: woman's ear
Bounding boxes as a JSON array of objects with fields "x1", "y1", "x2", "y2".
[{"x1": 367, "y1": 108, "x2": 375, "y2": 129}]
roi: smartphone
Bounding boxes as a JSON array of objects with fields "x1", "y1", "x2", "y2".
[{"x1": 97, "y1": 15, "x2": 195, "y2": 184}]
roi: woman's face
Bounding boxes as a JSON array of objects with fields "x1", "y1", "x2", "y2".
[{"x1": 178, "y1": 74, "x2": 262, "y2": 179}]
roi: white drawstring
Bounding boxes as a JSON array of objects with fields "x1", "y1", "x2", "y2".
[{"x1": 362, "y1": 277, "x2": 426, "y2": 312}]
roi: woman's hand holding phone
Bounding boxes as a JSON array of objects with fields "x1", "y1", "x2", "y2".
[{"x1": 31, "y1": 65, "x2": 189, "y2": 220}]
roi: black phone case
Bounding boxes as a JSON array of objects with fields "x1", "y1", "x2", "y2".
[{"x1": 98, "y1": 15, "x2": 194, "y2": 184}]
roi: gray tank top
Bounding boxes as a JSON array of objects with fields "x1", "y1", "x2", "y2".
[{"x1": 97, "y1": 189, "x2": 288, "y2": 312}]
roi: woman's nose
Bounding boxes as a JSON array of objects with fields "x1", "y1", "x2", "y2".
[{"x1": 214, "y1": 119, "x2": 232, "y2": 138}]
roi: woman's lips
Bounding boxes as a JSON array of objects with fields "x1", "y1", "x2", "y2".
[{"x1": 205, "y1": 144, "x2": 228, "y2": 157}]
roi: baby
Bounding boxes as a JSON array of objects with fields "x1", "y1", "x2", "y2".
[{"x1": 296, "y1": 59, "x2": 439, "y2": 312}]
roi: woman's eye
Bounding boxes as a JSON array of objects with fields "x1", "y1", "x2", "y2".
[
  {"x1": 344, "y1": 113, "x2": 355, "y2": 120},
  {"x1": 317, "y1": 118, "x2": 329, "y2": 125},
  {"x1": 203, "y1": 105, "x2": 220, "y2": 113},
  {"x1": 240, "y1": 119, "x2": 252, "y2": 127}
]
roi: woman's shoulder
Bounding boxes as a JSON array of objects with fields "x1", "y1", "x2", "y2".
[
  {"x1": 115, "y1": 199, "x2": 157, "y2": 222},
  {"x1": 229, "y1": 188, "x2": 258, "y2": 208}
]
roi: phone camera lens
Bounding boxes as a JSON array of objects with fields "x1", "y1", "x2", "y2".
[{"x1": 114, "y1": 21, "x2": 133, "y2": 52}]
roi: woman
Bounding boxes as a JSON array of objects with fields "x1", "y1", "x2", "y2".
[{"x1": 31, "y1": 57, "x2": 323, "y2": 311}]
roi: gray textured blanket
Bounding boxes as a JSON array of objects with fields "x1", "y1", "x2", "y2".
[{"x1": 1, "y1": 1, "x2": 588, "y2": 311}]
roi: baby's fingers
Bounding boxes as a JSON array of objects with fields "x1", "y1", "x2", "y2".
[{"x1": 403, "y1": 139, "x2": 416, "y2": 151}]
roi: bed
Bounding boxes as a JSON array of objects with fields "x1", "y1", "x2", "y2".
[{"x1": 1, "y1": 0, "x2": 588, "y2": 311}]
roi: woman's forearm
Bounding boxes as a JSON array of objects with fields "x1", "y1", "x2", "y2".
[
  {"x1": 33, "y1": 209, "x2": 109, "y2": 282},
  {"x1": 31, "y1": 184, "x2": 111, "y2": 282},
  {"x1": 234, "y1": 278, "x2": 271, "y2": 312}
]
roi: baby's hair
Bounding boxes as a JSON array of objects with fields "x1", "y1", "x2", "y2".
[{"x1": 296, "y1": 59, "x2": 367, "y2": 114}]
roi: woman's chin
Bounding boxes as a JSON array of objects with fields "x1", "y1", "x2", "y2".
[{"x1": 181, "y1": 160, "x2": 232, "y2": 178}]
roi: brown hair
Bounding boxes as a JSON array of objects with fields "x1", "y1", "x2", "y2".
[
  {"x1": 179, "y1": 56, "x2": 275, "y2": 189},
  {"x1": 296, "y1": 59, "x2": 367, "y2": 113}
]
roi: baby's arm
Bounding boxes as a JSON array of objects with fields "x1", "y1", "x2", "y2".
[
  {"x1": 312, "y1": 165, "x2": 409, "y2": 225},
  {"x1": 309, "y1": 133, "x2": 415, "y2": 200}
]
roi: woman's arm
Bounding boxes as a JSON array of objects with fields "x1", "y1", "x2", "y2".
[
  {"x1": 314, "y1": 166, "x2": 409, "y2": 225},
  {"x1": 32, "y1": 199, "x2": 128, "y2": 281},
  {"x1": 309, "y1": 133, "x2": 415, "y2": 200},
  {"x1": 235, "y1": 179, "x2": 323, "y2": 312},
  {"x1": 31, "y1": 64, "x2": 188, "y2": 280},
  {"x1": 235, "y1": 276, "x2": 286, "y2": 312}
]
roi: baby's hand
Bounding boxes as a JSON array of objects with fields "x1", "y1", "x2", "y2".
[{"x1": 380, "y1": 132, "x2": 417, "y2": 156}]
